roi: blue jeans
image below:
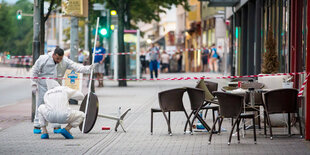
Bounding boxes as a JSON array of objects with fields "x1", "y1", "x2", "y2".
[{"x1": 149, "y1": 60, "x2": 158, "y2": 79}]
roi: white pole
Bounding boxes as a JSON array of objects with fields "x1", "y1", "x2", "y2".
[
  {"x1": 113, "y1": 29, "x2": 118, "y2": 80},
  {"x1": 136, "y1": 30, "x2": 140, "y2": 79},
  {"x1": 82, "y1": 17, "x2": 100, "y2": 133},
  {"x1": 59, "y1": 14, "x2": 63, "y2": 48},
  {"x1": 84, "y1": 17, "x2": 89, "y2": 51}
]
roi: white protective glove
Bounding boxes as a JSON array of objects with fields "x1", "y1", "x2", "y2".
[
  {"x1": 32, "y1": 84, "x2": 37, "y2": 94},
  {"x1": 89, "y1": 63, "x2": 98, "y2": 71}
]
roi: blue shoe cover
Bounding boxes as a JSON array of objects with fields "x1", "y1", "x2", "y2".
[
  {"x1": 41, "y1": 133, "x2": 49, "y2": 139},
  {"x1": 60, "y1": 128, "x2": 74, "y2": 139},
  {"x1": 54, "y1": 128, "x2": 62, "y2": 134},
  {"x1": 33, "y1": 128, "x2": 42, "y2": 134}
]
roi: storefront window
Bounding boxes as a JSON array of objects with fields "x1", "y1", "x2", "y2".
[{"x1": 278, "y1": 0, "x2": 290, "y2": 73}]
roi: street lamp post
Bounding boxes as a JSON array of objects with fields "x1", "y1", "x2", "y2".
[
  {"x1": 118, "y1": 0, "x2": 127, "y2": 87},
  {"x1": 31, "y1": 0, "x2": 42, "y2": 122}
]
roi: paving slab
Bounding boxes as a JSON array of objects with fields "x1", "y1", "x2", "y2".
[{"x1": 0, "y1": 71, "x2": 309, "y2": 155}]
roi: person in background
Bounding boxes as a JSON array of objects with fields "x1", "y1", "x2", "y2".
[
  {"x1": 209, "y1": 43, "x2": 219, "y2": 72},
  {"x1": 93, "y1": 41, "x2": 106, "y2": 87},
  {"x1": 156, "y1": 44, "x2": 161, "y2": 74},
  {"x1": 201, "y1": 46, "x2": 209, "y2": 72},
  {"x1": 140, "y1": 50, "x2": 147, "y2": 77},
  {"x1": 160, "y1": 50, "x2": 170, "y2": 73},
  {"x1": 145, "y1": 49, "x2": 150, "y2": 74},
  {"x1": 148, "y1": 43, "x2": 160, "y2": 79},
  {"x1": 78, "y1": 49, "x2": 84, "y2": 64},
  {"x1": 176, "y1": 51, "x2": 182, "y2": 72}
]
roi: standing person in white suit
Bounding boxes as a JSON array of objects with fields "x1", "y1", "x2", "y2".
[
  {"x1": 31, "y1": 47, "x2": 95, "y2": 134},
  {"x1": 38, "y1": 79, "x2": 85, "y2": 139}
]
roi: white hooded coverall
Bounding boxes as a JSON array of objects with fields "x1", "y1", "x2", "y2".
[
  {"x1": 38, "y1": 80, "x2": 85, "y2": 128},
  {"x1": 32, "y1": 52, "x2": 91, "y2": 127}
]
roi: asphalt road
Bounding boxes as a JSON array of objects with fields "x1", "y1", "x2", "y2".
[{"x1": 0, "y1": 66, "x2": 31, "y2": 107}]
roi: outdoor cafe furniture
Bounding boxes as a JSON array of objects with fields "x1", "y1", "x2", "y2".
[
  {"x1": 204, "y1": 80, "x2": 218, "y2": 95},
  {"x1": 208, "y1": 92, "x2": 257, "y2": 145},
  {"x1": 195, "y1": 79, "x2": 219, "y2": 122},
  {"x1": 221, "y1": 81, "x2": 265, "y2": 127},
  {"x1": 230, "y1": 77, "x2": 255, "y2": 82},
  {"x1": 150, "y1": 88, "x2": 191, "y2": 136},
  {"x1": 263, "y1": 88, "x2": 303, "y2": 139},
  {"x1": 184, "y1": 87, "x2": 216, "y2": 134}
]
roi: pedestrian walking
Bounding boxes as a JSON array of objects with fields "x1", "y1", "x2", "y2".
[
  {"x1": 93, "y1": 41, "x2": 106, "y2": 87},
  {"x1": 78, "y1": 49, "x2": 85, "y2": 64},
  {"x1": 176, "y1": 51, "x2": 182, "y2": 72},
  {"x1": 145, "y1": 50, "x2": 150, "y2": 74},
  {"x1": 209, "y1": 44, "x2": 219, "y2": 72},
  {"x1": 149, "y1": 43, "x2": 160, "y2": 79},
  {"x1": 160, "y1": 50, "x2": 170, "y2": 73},
  {"x1": 140, "y1": 50, "x2": 147, "y2": 76},
  {"x1": 31, "y1": 47, "x2": 95, "y2": 134},
  {"x1": 201, "y1": 46, "x2": 210, "y2": 72}
]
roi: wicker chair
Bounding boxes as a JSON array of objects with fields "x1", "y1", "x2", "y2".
[
  {"x1": 195, "y1": 80, "x2": 219, "y2": 122},
  {"x1": 151, "y1": 88, "x2": 190, "y2": 136},
  {"x1": 209, "y1": 92, "x2": 257, "y2": 145},
  {"x1": 263, "y1": 88, "x2": 303, "y2": 139},
  {"x1": 184, "y1": 87, "x2": 214, "y2": 133}
]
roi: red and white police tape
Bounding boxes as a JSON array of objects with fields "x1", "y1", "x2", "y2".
[
  {"x1": 7, "y1": 47, "x2": 227, "y2": 58},
  {"x1": 298, "y1": 73, "x2": 310, "y2": 97},
  {"x1": 0, "y1": 72, "x2": 309, "y2": 97},
  {"x1": 9, "y1": 52, "x2": 136, "y2": 58}
]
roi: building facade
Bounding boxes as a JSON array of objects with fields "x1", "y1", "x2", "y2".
[{"x1": 225, "y1": 0, "x2": 310, "y2": 140}]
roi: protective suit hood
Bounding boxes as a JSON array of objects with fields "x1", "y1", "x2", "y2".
[{"x1": 46, "y1": 79, "x2": 60, "y2": 90}]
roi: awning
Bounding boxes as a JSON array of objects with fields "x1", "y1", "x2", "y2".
[
  {"x1": 199, "y1": 0, "x2": 240, "y2": 7},
  {"x1": 152, "y1": 35, "x2": 165, "y2": 46}
]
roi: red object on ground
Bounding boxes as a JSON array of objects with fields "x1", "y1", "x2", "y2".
[
  {"x1": 238, "y1": 81, "x2": 242, "y2": 88},
  {"x1": 102, "y1": 127, "x2": 111, "y2": 130}
]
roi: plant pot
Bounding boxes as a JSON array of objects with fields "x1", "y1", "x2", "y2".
[{"x1": 258, "y1": 74, "x2": 293, "y2": 127}]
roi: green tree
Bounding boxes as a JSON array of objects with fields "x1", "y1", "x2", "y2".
[
  {"x1": 63, "y1": 19, "x2": 86, "y2": 48},
  {"x1": 0, "y1": 2, "x2": 14, "y2": 53},
  {"x1": 0, "y1": 0, "x2": 33, "y2": 56},
  {"x1": 105, "y1": 0, "x2": 189, "y2": 27}
]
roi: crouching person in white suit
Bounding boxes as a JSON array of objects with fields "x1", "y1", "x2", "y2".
[{"x1": 38, "y1": 79, "x2": 85, "y2": 139}]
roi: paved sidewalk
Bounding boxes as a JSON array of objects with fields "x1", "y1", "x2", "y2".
[{"x1": 0, "y1": 72, "x2": 309, "y2": 154}]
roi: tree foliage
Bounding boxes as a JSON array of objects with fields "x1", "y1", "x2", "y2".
[
  {"x1": 0, "y1": 0, "x2": 33, "y2": 56},
  {"x1": 104, "y1": 0, "x2": 189, "y2": 24},
  {"x1": 0, "y1": 0, "x2": 189, "y2": 56},
  {"x1": 63, "y1": 19, "x2": 86, "y2": 48}
]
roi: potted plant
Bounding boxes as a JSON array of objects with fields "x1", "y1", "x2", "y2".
[
  {"x1": 259, "y1": 26, "x2": 292, "y2": 127},
  {"x1": 261, "y1": 26, "x2": 279, "y2": 74}
]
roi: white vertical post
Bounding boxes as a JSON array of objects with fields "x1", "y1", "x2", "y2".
[
  {"x1": 82, "y1": 17, "x2": 100, "y2": 133},
  {"x1": 59, "y1": 14, "x2": 63, "y2": 48},
  {"x1": 84, "y1": 17, "x2": 89, "y2": 51},
  {"x1": 136, "y1": 30, "x2": 140, "y2": 79},
  {"x1": 113, "y1": 29, "x2": 118, "y2": 80},
  {"x1": 56, "y1": 10, "x2": 59, "y2": 45}
]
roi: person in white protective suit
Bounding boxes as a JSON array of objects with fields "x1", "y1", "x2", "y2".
[
  {"x1": 38, "y1": 79, "x2": 85, "y2": 139},
  {"x1": 31, "y1": 47, "x2": 95, "y2": 134}
]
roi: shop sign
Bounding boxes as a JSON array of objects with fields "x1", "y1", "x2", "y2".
[{"x1": 62, "y1": 0, "x2": 88, "y2": 17}]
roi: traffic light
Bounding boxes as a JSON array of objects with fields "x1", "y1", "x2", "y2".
[
  {"x1": 110, "y1": 10, "x2": 117, "y2": 16},
  {"x1": 99, "y1": 15, "x2": 109, "y2": 37},
  {"x1": 6, "y1": 52, "x2": 10, "y2": 59},
  {"x1": 110, "y1": 25, "x2": 115, "y2": 30},
  {"x1": 16, "y1": 10, "x2": 22, "y2": 20},
  {"x1": 99, "y1": 28, "x2": 108, "y2": 36}
]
